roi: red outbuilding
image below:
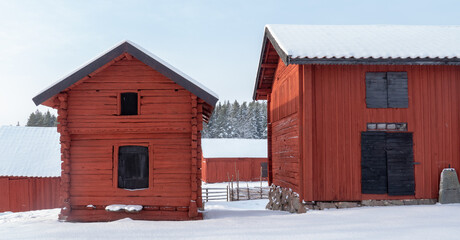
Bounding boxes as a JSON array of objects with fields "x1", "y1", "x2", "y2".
[
  {"x1": 33, "y1": 41, "x2": 218, "y2": 221},
  {"x1": 254, "y1": 25, "x2": 460, "y2": 203},
  {"x1": 201, "y1": 138, "x2": 268, "y2": 183},
  {"x1": 0, "y1": 126, "x2": 61, "y2": 212}
]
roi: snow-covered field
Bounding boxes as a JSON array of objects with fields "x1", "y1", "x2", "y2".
[{"x1": 1, "y1": 200, "x2": 459, "y2": 240}]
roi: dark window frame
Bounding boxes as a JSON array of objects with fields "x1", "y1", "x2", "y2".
[
  {"x1": 365, "y1": 72, "x2": 409, "y2": 108},
  {"x1": 113, "y1": 143, "x2": 152, "y2": 191},
  {"x1": 119, "y1": 92, "x2": 140, "y2": 116}
]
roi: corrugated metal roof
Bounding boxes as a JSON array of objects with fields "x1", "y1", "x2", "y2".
[
  {"x1": 0, "y1": 126, "x2": 60, "y2": 177},
  {"x1": 266, "y1": 25, "x2": 460, "y2": 60},
  {"x1": 201, "y1": 138, "x2": 267, "y2": 158}
]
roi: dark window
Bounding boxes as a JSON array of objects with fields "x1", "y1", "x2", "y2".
[
  {"x1": 361, "y1": 132, "x2": 414, "y2": 195},
  {"x1": 120, "y1": 92, "x2": 138, "y2": 115},
  {"x1": 366, "y1": 72, "x2": 408, "y2": 108},
  {"x1": 261, "y1": 162, "x2": 268, "y2": 178},
  {"x1": 118, "y1": 146, "x2": 149, "y2": 189}
]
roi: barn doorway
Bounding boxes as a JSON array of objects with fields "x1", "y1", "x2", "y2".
[{"x1": 361, "y1": 132, "x2": 415, "y2": 196}]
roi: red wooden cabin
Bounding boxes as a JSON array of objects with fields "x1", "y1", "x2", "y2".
[
  {"x1": 201, "y1": 139, "x2": 268, "y2": 183},
  {"x1": 0, "y1": 126, "x2": 60, "y2": 212},
  {"x1": 32, "y1": 41, "x2": 218, "y2": 221},
  {"x1": 254, "y1": 25, "x2": 460, "y2": 203}
]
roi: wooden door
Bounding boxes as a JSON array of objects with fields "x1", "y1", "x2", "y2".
[
  {"x1": 361, "y1": 132, "x2": 415, "y2": 196},
  {"x1": 386, "y1": 132, "x2": 415, "y2": 196}
]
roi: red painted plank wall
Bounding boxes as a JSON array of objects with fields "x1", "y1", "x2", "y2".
[
  {"x1": 0, "y1": 177, "x2": 60, "y2": 212},
  {"x1": 201, "y1": 157, "x2": 268, "y2": 183},
  {"x1": 269, "y1": 61, "x2": 302, "y2": 194},
  {"x1": 56, "y1": 56, "x2": 204, "y2": 221},
  {"x1": 299, "y1": 64, "x2": 460, "y2": 201}
]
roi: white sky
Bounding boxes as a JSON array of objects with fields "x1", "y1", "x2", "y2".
[{"x1": 1, "y1": 0, "x2": 459, "y2": 126}]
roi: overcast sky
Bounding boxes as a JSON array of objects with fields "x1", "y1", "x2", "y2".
[{"x1": 1, "y1": 0, "x2": 459, "y2": 126}]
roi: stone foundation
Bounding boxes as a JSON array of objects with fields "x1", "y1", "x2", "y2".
[
  {"x1": 265, "y1": 185, "x2": 307, "y2": 213},
  {"x1": 266, "y1": 184, "x2": 437, "y2": 213}
]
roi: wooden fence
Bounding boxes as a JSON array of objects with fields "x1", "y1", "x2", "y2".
[
  {"x1": 202, "y1": 184, "x2": 269, "y2": 202},
  {"x1": 0, "y1": 177, "x2": 60, "y2": 212}
]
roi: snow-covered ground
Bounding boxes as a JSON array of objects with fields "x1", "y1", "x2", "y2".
[{"x1": 1, "y1": 200, "x2": 459, "y2": 240}]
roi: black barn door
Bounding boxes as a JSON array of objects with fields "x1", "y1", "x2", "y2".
[
  {"x1": 361, "y1": 132, "x2": 388, "y2": 194},
  {"x1": 361, "y1": 132, "x2": 415, "y2": 195},
  {"x1": 386, "y1": 133, "x2": 415, "y2": 195}
]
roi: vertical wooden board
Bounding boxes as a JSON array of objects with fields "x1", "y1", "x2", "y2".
[
  {"x1": 9, "y1": 179, "x2": 30, "y2": 212},
  {"x1": 0, "y1": 178, "x2": 10, "y2": 212}
]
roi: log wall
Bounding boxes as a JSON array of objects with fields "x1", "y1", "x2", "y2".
[
  {"x1": 268, "y1": 61, "x2": 302, "y2": 194},
  {"x1": 55, "y1": 56, "x2": 204, "y2": 221}
]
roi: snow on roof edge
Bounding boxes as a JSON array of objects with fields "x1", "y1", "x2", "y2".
[{"x1": 265, "y1": 24, "x2": 460, "y2": 60}]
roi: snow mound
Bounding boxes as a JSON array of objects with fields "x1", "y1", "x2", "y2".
[{"x1": 105, "y1": 205, "x2": 143, "y2": 213}]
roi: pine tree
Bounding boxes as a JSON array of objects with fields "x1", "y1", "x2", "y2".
[
  {"x1": 229, "y1": 100, "x2": 240, "y2": 138},
  {"x1": 26, "y1": 109, "x2": 57, "y2": 127}
]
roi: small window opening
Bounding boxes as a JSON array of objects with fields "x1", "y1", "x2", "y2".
[
  {"x1": 120, "y1": 92, "x2": 138, "y2": 115},
  {"x1": 118, "y1": 146, "x2": 149, "y2": 189},
  {"x1": 366, "y1": 122, "x2": 407, "y2": 131}
]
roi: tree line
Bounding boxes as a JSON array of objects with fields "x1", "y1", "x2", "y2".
[{"x1": 202, "y1": 100, "x2": 267, "y2": 139}]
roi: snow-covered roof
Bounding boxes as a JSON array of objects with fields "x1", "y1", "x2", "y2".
[
  {"x1": 0, "y1": 126, "x2": 61, "y2": 177},
  {"x1": 201, "y1": 138, "x2": 267, "y2": 158},
  {"x1": 266, "y1": 25, "x2": 460, "y2": 61},
  {"x1": 33, "y1": 40, "x2": 219, "y2": 108}
]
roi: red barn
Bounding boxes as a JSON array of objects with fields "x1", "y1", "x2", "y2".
[
  {"x1": 32, "y1": 41, "x2": 218, "y2": 221},
  {"x1": 201, "y1": 139, "x2": 268, "y2": 183},
  {"x1": 0, "y1": 126, "x2": 60, "y2": 212},
  {"x1": 253, "y1": 25, "x2": 460, "y2": 206}
]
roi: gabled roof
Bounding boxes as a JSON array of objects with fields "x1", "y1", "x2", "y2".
[
  {"x1": 0, "y1": 126, "x2": 60, "y2": 177},
  {"x1": 201, "y1": 138, "x2": 267, "y2": 158},
  {"x1": 254, "y1": 25, "x2": 460, "y2": 100},
  {"x1": 33, "y1": 41, "x2": 219, "y2": 107}
]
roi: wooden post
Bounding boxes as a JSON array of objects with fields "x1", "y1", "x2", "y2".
[
  {"x1": 206, "y1": 188, "x2": 209, "y2": 202},
  {"x1": 237, "y1": 170, "x2": 240, "y2": 201},
  {"x1": 247, "y1": 183, "x2": 250, "y2": 200},
  {"x1": 230, "y1": 176, "x2": 234, "y2": 201},
  {"x1": 260, "y1": 166, "x2": 263, "y2": 199}
]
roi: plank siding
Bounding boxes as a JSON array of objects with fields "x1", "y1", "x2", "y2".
[
  {"x1": 301, "y1": 64, "x2": 460, "y2": 201},
  {"x1": 201, "y1": 157, "x2": 268, "y2": 183},
  {"x1": 269, "y1": 61, "x2": 301, "y2": 194},
  {"x1": 57, "y1": 56, "x2": 204, "y2": 221},
  {"x1": 0, "y1": 177, "x2": 60, "y2": 212}
]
